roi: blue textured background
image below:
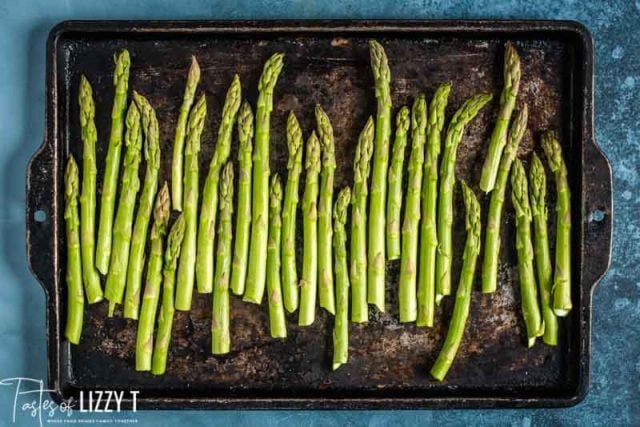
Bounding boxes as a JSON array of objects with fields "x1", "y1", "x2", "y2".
[{"x1": 1, "y1": 1, "x2": 637, "y2": 425}]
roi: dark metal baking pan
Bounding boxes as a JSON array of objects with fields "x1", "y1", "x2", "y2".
[{"x1": 26, "y1": 20, "x2": 612, "y2": 409}]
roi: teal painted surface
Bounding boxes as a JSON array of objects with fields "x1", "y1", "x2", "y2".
[{"x1": 2, "y1": 1, "x2": 637, "y2": 425}]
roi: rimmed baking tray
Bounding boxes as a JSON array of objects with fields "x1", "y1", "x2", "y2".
[{"x1": 26, "y1": 20, "x2": 612, "y2": 409}]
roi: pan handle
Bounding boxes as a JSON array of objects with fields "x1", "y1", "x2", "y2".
[
  {"x1": 581, "y1": 137, "x2": 612, "y2": 292},
  {"x1": 26, "y1": 140, "x2": 56, "y2": 296}
]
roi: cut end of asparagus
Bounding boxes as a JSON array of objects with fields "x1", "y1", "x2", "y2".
[
  {"x1": 553, "y1": 308, "x2": 570, "y2": 317},
  {"x1": 527, "y1": 336, "x2": 537, "y2": 348},
  {"x1": 430, "y1": 367, "x2": 446, "y2": 382},
  {"x1": 332, "y1": 362, "x2": 343, "y2": 371},
  {"x1": 435, "y1": 294, "x2": 444, "y2": 305}
]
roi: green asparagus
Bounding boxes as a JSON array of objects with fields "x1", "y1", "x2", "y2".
[
  {"x1": 430, "y1": 181, "x2": 481, "y2": 381},
  {"x1": 350, "y1": 117, "x2": 375, "y2": 323},
  {"x1": 479, "y1": 42, "x2": 521, "y2": 193},
  {"x1": 435, "y1": 93, "x2": 492, "y2": 304},
  {"x1": 541, "y1": 131, "x2": 572, "y2": 317},
  {"x1": 482, "y1": 105, "x2": 528, "y2": 293},
  {"x1": 96, "y1": 49, "x2": 131, "y2": 274},
  {"x1": 298, "y1": 131, "x2": 321, "y2": 327},
  {"x1": 196, "y1": 75, "x2": 242, "y2": 294},
  {"x1": 316, "y1": 105, "x2": 336, "y2": 314},
  {"x1": 124, "y1": 92, "x2": 161, "y2": 319},
  {"x1": 244, "y1": 53, "x2": 285, "y2": 305},
  {"x1": 96, "y1": 49, "x2": 131, "y2": 275},
  {"x1": 151, "y1": 214, "x2": 185, "y2": 375},
  {"x1": 386, "y1": 106, "x2": 410, "y2": 261},
  {"x1": 105, "y1": 102, "x2": 143, "y2": 316},
  {"x1": 230, "y1": 101, "x2": 255, "y2": 296},
  {"x1": 530, "y1": 153, "x2": 558, "y2": 345},
  {"x1": 172, "y1": 56, "x2": 200, "y2": 211},
  {"x1": 175, "y1": 94, "x2": 207, "y2": 311},
  {"x1": 367, "y1": 40, "x2": 393, "y2": 312},
  {"x1": 511, "y1": 159, "x2": 544, "y2": 347},
  {"x1": 417, "y1": 82, "x2": 451, "y2": 327},
  {"x1": 78, "y1": 75, "x2": 103, "y2": 304},
  {"x1": 136, "y1": 183, "x2": 170, "y2": 371},
  {"x1": 267, "y1": 174, "x2": 287, "y2": 338},
  {"x1": 212, "y1": 162, "x2": 234, "y2": 354},
  {"x1": 281, "y1": 111, "x2": 303, "y2": 312},
  {"x1": 332, "y1": 187, "x2": 351, "y2": 370},
  {"x1": 64, "y1": 156, "x2": 84, "y2": 344},
  {"x1": 399, "y1": 95, "x2": 426, "y2": 323}
]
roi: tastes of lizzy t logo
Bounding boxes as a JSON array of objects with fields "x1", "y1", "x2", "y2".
[{"x1": 0, "y1": 377, "x2": 139, "y2": 426}]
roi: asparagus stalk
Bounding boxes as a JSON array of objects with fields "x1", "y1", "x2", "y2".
[
  {"x1": 482, "y1": 105, "x2": 528, "y2": 293},
  {"x1": 175, "y1": 94, "x2": 207, "y2": 311},
  {"x1": 316, "y1": 105, "x2": 336, "y2": 314},
  {"x1": 104, "y1": 102, "x2": 143, "y2": 315},
  {"x1": 196, "y1": 75, "x2": 242, "y2": 294},
  {"x1": 64, "y1": 156, "x2": 84, "y2": 344},
  {"x1": 435, "y1": 93, "x2": 492, "y2": 304},
  {"x1": 350, "y1": 117, "x2": 375, "y2": 323},
  {"x1": 244, "y1": 53, "x2": 285, "y2": 304},
  {"x1": 281, "y1": 112, "x2": 303, "y2": 312},
  {"x1": 399, "y1": 95, "x2": 427, "y2": 323},
  {"x1": 417, "y1": 82, "x2": 451, "y2": 327},
  {"x1": 230, "y1": 101, "x2": 255, "y2": 296},
  {"x1": 541, "y1": 131, "x2": 572, "y2": 317},
  {"x1": 298, "y1": 131, "x2": 321, "y2": 326},
  {"x1": 386, "y1": 106, "x2": 410, "y2": 261},
  {"x1": 151, "y1": 214, "x2": 185, "y2": 375},
  {"x1": 267, "y1": 174, "x2": 287, "y2": 338},
  {"x1": 123, "y1": 92, "x2": 161, "y2": 319},
  {"x1": 530, "y1": 153, "x2": 558, "y2": 345},
  {"x1": 367, "y1": 40, "x2": 393, "y2": 312},
  {"x1": 78, "y1": 75, "x2": 103, "y2": 304},
  {"x1": 136, "y1": 183, "x2": 170, "y2": 371},
  {"x1": 479, "y1": 42, "x2": 521, "y2": 192},
  {"x1": 430, "y1": 181, "x2": 481, "y2": 381},
  {"x1": 96, "y1": 49, "x2": 131, "y2": 274},
  {"x1": 332, "y1": 187, "x2": 351, "y2": 370},
  {"x1": 511, "y1": 159, "x2": 544, "y2": 347},
  {"x1": 172, "y1": 57, "x2": 200, "y2": 211},
  {"x1": 212, "y1": 162, "x2": 234, "y2": 354}
]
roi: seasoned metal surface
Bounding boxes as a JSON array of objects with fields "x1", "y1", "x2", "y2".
[{"x1": 26, "y1": 20, "x2": 612, "y2": 409}]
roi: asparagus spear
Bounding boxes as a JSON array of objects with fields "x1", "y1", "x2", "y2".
[
  {"x1": 367, "y1": 40, "x2": 393, "y2": 312},
  {"x1": 196, "y1": 75, "x2": 242, "y2": 294},
  {"x1": 350, "y1": 117, "x2": 375, "y2": 323},
  {"x1": 399, "y1": 95, "x2": 427, "y2": 323},
  {"x1": 104, "y1": 102, "x2": 143, "y2": 315},
  {"x1": 541, "y1": 131, "x2": 572, "y2": 317},
  {"x1": 172, "y1": 56, "x2": 200, "y2": 211},
  {"x1": 316, "y1": 105, "x2": 336, "y2": 314},
  {"x1": 417, "y1": 82, "x2": 451, "y2": 327},
  {"x1": 124, "y1": 92, "x2": 161, "y2": 319},
  {"x1": 78, "y1": 75, "x2": 103, "y2": 304},
  {"x1": 64, "y1": 156, "x2": 84, "y2": 344},
  {"x1": 230, "y1": 101, "x2": 255, "y2": 296},
  {"x1": 530, "y1": 153, "x2": 558, "y2": 345},
  {"x1": 281, "y1": 111, "x2": 303, "y2": 312},
  {"x1": 151, "y1": 214, "x2": 185, "y2": 375},
  {"x1": 136, "y1": 183, "x2": 170, "y2": 371},
  {"x1": 175, "y1": 94, "x2": 207, "y2": 311},
  {"x1": 244, "y1": 53, "x2": 285, "y2": 304},
  {"x1": 298, "y1": 131, "x2": 321, "y2": 326},
  {"x1": 482, "y1": 106, "x2": 528, "y2": 293},
  {"x1": 479, "y1": 42, "x2": 521, "y2": 193},
  {"x1": 267, "y1": 174, "x2": 287, "y2": 338},
  {"x1": 332, "y1": 187, "x2": 351, "y2": 370},
  {"x1": 212, "y1": 162, "x2": 234, "y2": 354},
  {"x1": 96, "y1": 49, "x2": 131, "y2": 274},
  {"x1": 386, "y1": 106, "x2": 410, "y2": 261},
  {"x1": 435, "y1": 93, "x2": 492, "y2": 304},
  {"x1": 511, "y1": 159, "x2": 544, "y2": 347},
  {"x1": 430, "y1": 181, "x2": 481, "y2": 381}
]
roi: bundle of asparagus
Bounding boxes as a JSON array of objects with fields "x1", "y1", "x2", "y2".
[{"x1": 62, "y1": 40, "x2": 573, "y2": 381}]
